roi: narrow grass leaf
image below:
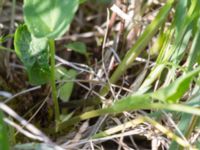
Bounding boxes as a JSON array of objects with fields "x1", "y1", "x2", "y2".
[
  {"x1": 169, "y1": 113, "x2": 192, "y2": 150},
  {"x1": 139, "y1": 0, "x2": 193, "y2": 92},
  {"x1": 100, "y1": 0, "x2": 175, "y2": 96},
  {"x1": 0, "y1": 110, "x2": 9, "y2": 150},
  {"x1": 60, "y1": 94, "x2": 200, "y2": 129},
  {"x1": 151, "y1": 66, "x2": 200, "y2": 103},
  {"x1": 186, "y1": 20, "x2": 200, "y2": 70}
]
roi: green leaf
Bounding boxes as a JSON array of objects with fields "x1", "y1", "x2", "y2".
[
  {"x1": 23, "y1": 0, "x2": 79, "y2": 39},
  {"x1": 14, "y1": 25, "x2": 50, "y2": 85},
  {"x1": 152, "y1": 66, "x2": 200, "y2": 103},
  {"x1": 169, "y1": 113, "x2": 192, "y2": 150},
  {"x1": 110, "y1": 94, "x2": 151, "y2": 113},
  {"x1": 65, "y1": 42, "x2": 87, "y2": 55},
  {"x1": 14, "y1": 25, "x2": 48, "y2": 68},
  {"x1": 0, "y1": 111, "x2": 9, "y2": 150},
  {"x1": 27, "y1": 64, "x2": 50, "y2": 85},
  {"x1": 186, "y1": 20, "x2": 200, "y2": 70},
  {"x1": 60, "y1": 93, "x2": 200, "y2": 129},
  {"x1": 57, "y1": 67, "x2": 77, "y2": 102}
]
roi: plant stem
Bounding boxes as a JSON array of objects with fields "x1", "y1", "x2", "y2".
[{"x1": 49, "y1": 39, "x2": 60, "y2": 129}]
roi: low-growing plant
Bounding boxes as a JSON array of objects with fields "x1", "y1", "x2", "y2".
[
  {"x1": 1, "y1": 0, "x2": 200, "y2": 149},
  {"x1": 14, "y1": 0, "x2": 79, "y2": 130}
]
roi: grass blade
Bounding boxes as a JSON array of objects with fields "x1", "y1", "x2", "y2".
[
  {"x1": 0, "y1": 110, "x2": 9, "y2": 150},
  {"x1": 100, "y1": 0, "x2": 175, "y2": 96}
]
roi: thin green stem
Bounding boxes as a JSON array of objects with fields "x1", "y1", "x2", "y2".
[{"x1": 49, "y1": 39, "x2": 60, "y2": 129}]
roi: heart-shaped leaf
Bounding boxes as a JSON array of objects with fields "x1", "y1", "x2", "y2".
[
  {"x1": 23, "y1": 0, "x2": 79, "y2": 39},
  {"x1": 14, "y1": 25, "x2": 50, "y2": 85}
]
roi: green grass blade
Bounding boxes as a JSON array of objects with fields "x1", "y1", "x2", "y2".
[
  {"x1": 0, "y1": 110, "x2": 9, "y2": 150},
  {"x1": 152, "y1": 66, "x2": 200, "y2": 103},
  {"x1": 99, "y1": 0, "x2": 175, "y2": 96},
  {"x1": 186, "y1": 20, "x2": 200, "y2": 70},
  {"x1": 139, "y1": 0, "x2": 196, "y2": 92},
  {"x1": 59, "y1": 94, "x2": 200, "y2": 129}
]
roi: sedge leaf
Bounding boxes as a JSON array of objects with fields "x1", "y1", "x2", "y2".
[
  {"x1": 152, "y1": 66, "x2": 200, "y2": 103},
  {"x1": 14, "y1": 25, "x2": 50, "y2": 85},
  {"x1": 14, "y1": 25, "x2": 49, "y2": 69},
  {"x1": 23, "y1": 0, "x2": 79, "y2": 39},
  {"x1": 60, "y1": 95, "x2": 200, "y2": 129},
  {"x1": 0, "y1": 111, "x2": 9, "y2": 150},
  {"x1": 110, "y1": 94, "x2": 151, "y2": 113}
]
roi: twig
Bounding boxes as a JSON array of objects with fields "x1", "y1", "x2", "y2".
[
  {"x1": 0, "y1": 102, "x2": 51, "y2": 143},
  {"x1": 4, "y1": 86, "x2": 41, "y2": 103}
]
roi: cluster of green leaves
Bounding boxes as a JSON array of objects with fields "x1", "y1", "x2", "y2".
[
  {"x1": 12, "y1": 0, "x2": 80, "y2": 148},
  {"x1": 14, "y1": 0, "x2": 79, "y2": 84}
]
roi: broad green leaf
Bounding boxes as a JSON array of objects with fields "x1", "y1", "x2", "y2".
[
  {"x1": 27, "y1": 63, "x2": 50, "y2": 85},
  {"x1": 0, "y1": 110, "x2": 9, "y2": 150},
  {"x1": 65, "y1": 42, "x2": 87, "y2": 55},
  {"x1": 23, "y1": 0, "x2": 79, "y2": 39},
  {"x1": 14, "y1": 25, "x2": 50, "y2": 85},
  {"x1": 14, "y1": 25, "x2": 48, "y2": 68},
  {"x1": 57, "y1": 67, "x2": 77, "y2": 102},
  {"x1": 152, "y1": 66, "x2": 200, "y2": 103}
]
